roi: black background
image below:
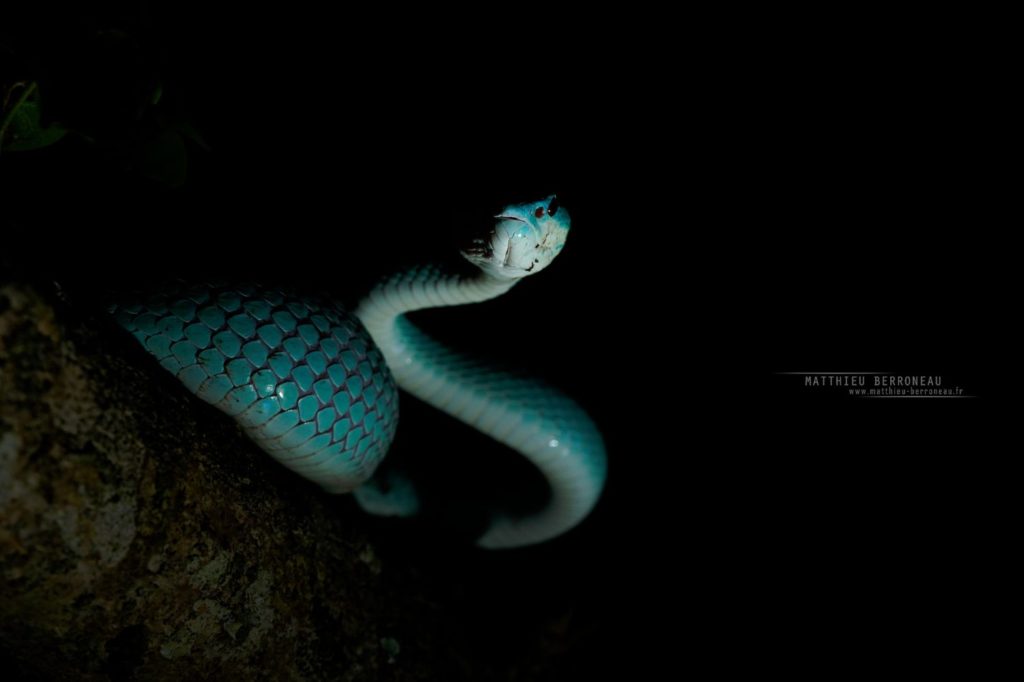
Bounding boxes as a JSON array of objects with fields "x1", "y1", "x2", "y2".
[{"x1": 1, "y1": 4, "x2": 1000, "y2": 678}]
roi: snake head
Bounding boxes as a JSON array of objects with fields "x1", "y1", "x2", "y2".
[{"x1": 462, "y1": 195, "x2": 570, "y2": 279}]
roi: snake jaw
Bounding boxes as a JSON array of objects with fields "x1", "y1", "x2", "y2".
[{"x1": 462, "y1": 195, "x2": 571, "y2": 280}]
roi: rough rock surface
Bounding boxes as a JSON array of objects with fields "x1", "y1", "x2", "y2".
[{"x1": 0, "y1": 282, "x2": 445, "y2": 680}]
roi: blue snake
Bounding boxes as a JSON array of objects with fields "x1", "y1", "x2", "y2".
[{"x1": 109, "y1": 197, "x2": 606, "y2": 548}]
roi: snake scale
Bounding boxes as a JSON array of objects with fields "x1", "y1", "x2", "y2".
[{"x1": 109, "y1": 197, "x2": 606, "y2": 548}]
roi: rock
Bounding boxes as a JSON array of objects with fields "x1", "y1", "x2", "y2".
[{"x1": 0, "y1": 282, "x2": 443, "y2": 680}]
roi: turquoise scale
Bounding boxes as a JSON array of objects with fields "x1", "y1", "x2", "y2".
[{"x1": 109, "y1": 284, "x2": 400, "y2": 493}]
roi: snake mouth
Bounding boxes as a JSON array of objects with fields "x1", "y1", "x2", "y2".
[{"x1": 494, "y1": 214, "x2": 528, "y2": 224}]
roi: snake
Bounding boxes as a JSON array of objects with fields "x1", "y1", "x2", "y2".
[{"x1": 109, "y1": 196, "x2": 606, "y2": 549}]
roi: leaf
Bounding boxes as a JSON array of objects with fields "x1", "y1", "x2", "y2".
[
  {"x1": 0, "y1": 88, "x2": 68, "y2": 153},
  {"x1": 177, "y1": 121, "x2": 211, "y2": 152},
  {"x1": 136, "y1": 129, "x2": 187, "y2": 187}
]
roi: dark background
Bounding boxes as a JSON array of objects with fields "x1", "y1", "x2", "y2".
[{"x1": 2, "y1": 4, "x2": 999, "y2": 678}]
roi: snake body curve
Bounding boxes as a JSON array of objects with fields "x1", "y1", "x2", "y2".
[{"x1": 110, "y1": 197, "x2": 606, "y2": 548}]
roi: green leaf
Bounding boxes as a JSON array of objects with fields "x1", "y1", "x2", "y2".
[
  {"x1": 0, "y1": 86, "x2": 68, "y2": 153},
  {"x1": 136, "y1": 129, "x2": 187, "y2": 187},
  {"x1": 177, "y1": 121, "x2": 211, "y2": 152}
]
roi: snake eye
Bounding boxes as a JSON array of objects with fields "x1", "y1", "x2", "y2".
[
  {"x1": 546, "y1": 196, "x2": 559, "y2": 216},
  {"x1": 534, "y1": 206, "x2": 545, "y2": 219}
]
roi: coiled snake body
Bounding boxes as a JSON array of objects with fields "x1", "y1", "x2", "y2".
[{"x1": 110, "y1": 197, "x2": 606, "y2": 548}]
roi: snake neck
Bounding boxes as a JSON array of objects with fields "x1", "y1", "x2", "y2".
[
  {"x1": 354, "y1": 263, "x2": 607, "y2": 549},
  {"x1": 356, "y1": 264, "x2": 518, "y2": 334},
  {"x1": 353, "y1": 264, "x2": 520, "y2": 415}
]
